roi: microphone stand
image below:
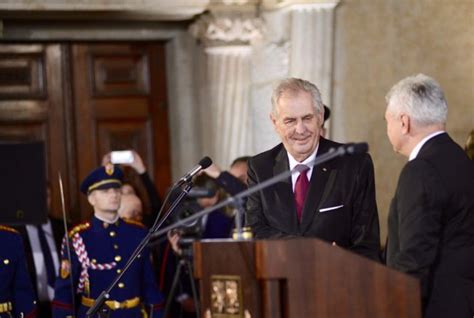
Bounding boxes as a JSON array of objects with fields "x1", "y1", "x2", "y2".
[
  {"x1": 86, "y1": 182, "x2": 193, "y2": 318},
  {"x1": 231, "y1": 197, "x2": 246, "y2": 240},
  {"x1": 148, "y1": 143, "x2": 362, "y2": 245}
]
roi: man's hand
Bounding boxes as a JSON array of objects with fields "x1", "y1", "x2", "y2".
[
  {"x1": 202, "y1": 163, "x2": 222, "y2": 179},
  {"x1": 167, "y1": 230, "x2": 183, "y2": 256}
]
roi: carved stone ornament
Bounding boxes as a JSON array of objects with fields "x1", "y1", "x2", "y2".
[{"x1": 190, "y1": 13, "x2": 264, "y2": 46}]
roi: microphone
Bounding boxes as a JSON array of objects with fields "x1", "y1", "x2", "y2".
[
  {"x1": 177, "y1": 156, "x2": 213, "y2": 185},
  {"x1": 344, "y1": 142, "x2": 369, "y2": 155},
  {"x1": 187, "y1": 187, "x2": 216, "y2": 198},
  {"x1": 329, "y1": 142, "x2": 369, "y2": 156}
]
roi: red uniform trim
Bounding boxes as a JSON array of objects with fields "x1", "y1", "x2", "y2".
[
  {"x1": 52, "y1": 300, "x2": 73, "y2": 310},
  {"x1": 153, "y1": 302, "x2": 165, "y2": 310},
  {"x1": 159, "y1": 242, "x2": 171, "y2": 290},
  {"x1": 25, "y1": 308, "x2": 37, "y2": 318}
]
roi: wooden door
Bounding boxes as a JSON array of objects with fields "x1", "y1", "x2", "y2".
[
  {"x1": 0, "y1": 42, "x2": 171, "y2": 222},
  {"x1": 0, "y1": 44, "x2": 73, "y2": 221},
  {"x1": 71, "y1": 43, "x2": 171, "y2": 220}
]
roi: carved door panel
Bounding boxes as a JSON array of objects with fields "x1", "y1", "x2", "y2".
[
  {"x1": 0, "y1": 42, "x2": 171, "y2": 222},
  {"x1": 71, "y1": 43, "x2": 171, "y2": 219},
  {"x1": 0, "y1": 44, "x2": 73, "y2": 220}
]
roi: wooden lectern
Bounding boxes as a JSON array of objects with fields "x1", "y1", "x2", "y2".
[{"x1": 194, "y1": 238, "x2": 421, "y2": 318}]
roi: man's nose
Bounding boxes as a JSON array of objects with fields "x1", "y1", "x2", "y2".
[{"x1": 295, "y1": 120, "x2": 306, "y2": 134}]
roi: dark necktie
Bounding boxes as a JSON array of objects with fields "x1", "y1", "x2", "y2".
[
  {"x1": 294, "y1": 164, "x2": 310, "y2": 222},
  {"x1": 36, "y1": 225, "x2": 56, "y2": 288}
]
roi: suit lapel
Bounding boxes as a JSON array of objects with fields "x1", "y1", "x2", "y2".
[
  {"x1": 273, "y1": 146, "x2": 300, "y2": 231},
  {"x1": 300, "y1": 138, "x2": 334, "y2": 233}
]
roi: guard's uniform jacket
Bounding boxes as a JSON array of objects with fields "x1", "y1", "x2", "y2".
[
  {"x1": 0, "y1": 225, "x2": 37, "y2": 318},
  {"x1": 52, "y1": 217, "x2": 164, "y2": 318}
]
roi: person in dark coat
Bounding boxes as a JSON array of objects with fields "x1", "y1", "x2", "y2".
[
  {"x1": 16, "y1": 184, "x2": 67, "y2": 317},
  {"x1": 245, "y1": 77, "x2": 380, "y2": 261},
  {"x1": 384, "y1": 73, "x2": 474, "y2": 318},
  {"x1": 0, "y1": 224, "x2": 37, "y2": 317}
]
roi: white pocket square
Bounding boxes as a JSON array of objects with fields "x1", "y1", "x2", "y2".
[{"x1": 319, "y1": 205, "x2": 344, "y2": 213}]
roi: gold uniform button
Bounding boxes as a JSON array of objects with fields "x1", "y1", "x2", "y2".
[
  {"x1": 118, "y1": 282, "x2": 125, "y2": 288},
  {"x1": 117, "y1": 269, "x2": 122, "y2": 274},
  {"x1": 109, "y1": 231, "x2": 116, "y2": 237},
  {"x1": 115, "y1": 255, "x2": 122, "y2": 262},
  {"x1": 3, "y1": 259, "x2": 9, "y2": 265},
  {"x1": 113, "y1": 244, "x2": 119, "y2": 250},
  {"x1": 91, "y1": 259, "x2": 97, "y2": 264}
]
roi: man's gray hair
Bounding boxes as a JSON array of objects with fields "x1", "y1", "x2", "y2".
[
  {"x1": 385, "y1": 74, "x2": 448, "y2": 125},
  {"x1": 271, "y1": 78, "x2": 324, "y2": 117}
]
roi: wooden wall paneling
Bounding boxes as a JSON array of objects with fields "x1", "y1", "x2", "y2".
[
  {"x1": 148, "y1": 43, "x2": 171, "y2": 198},
  {"x1": 0, "y1": 44, "x2": 71, "y2": 221},
  {"x1": 45, "y1": 44, "x2": 74, "y2": 221},
  {"x1": 72, "y1": 43, "x2": 171, "y2": 220}
]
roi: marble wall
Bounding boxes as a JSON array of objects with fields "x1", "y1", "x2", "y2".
[{"x1": 332, "y1": 0, "x2": 474, "y2": 241}]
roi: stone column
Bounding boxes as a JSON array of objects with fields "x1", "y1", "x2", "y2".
[
  {"x1": 250, "y1": 1, "x2": 339, "y2": 153},
  {"x1": 190, "y1": 11, "x2": 263, "y2": 167},
  {"x1": 289, "y1": 2, "x2": 339, "y2": 135}
]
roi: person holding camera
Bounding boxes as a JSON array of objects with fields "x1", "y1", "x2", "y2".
[
  {"x1": 102, "y1": 150, "x2": 162, "y2": 226},
  {"x1": 164, "y1": 173, "x2": 236, "y2": 318}
]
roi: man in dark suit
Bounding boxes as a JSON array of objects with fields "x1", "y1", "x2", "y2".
[
  {"x1": 384, "y1": 74, "x2": 474, "y2": 318},
  {"x1": 17, "y1": 185, "x2": 66, "y2": 317},
  {"x1": 245, "y1": 77, "x2": 380, "y2": 261}
]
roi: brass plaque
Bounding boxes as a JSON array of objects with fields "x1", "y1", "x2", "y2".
[{"x1": 210, "y1": 275, "x2": 243, "y2": 318}]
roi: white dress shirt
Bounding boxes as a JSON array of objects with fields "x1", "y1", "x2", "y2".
[
  {"x1": 287, "y1": 145, "x2": 319, "y2": 192},
  {"x1": 26, "y1": 219, "x2": 60, "y2": 301},
  {"x1": 409, "y1": 131, "x2": 445, "y2": 161}
]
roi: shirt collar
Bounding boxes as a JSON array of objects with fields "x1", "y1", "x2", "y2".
[
  {"x1": 287, "y1": 144, "x2": 319, "y2": 171},
  {"x1": 409, "y1": 130, "x2": 445, "y2": 161},
  {"x1": 94, "y1": 213, "x2": 120, "y2": 225}
]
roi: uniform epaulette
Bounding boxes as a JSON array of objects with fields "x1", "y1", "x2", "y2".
[
  {"x1": 122, "y1": 218, "x2": 146, "y2": 229},
  {"x1": 68, "y1": 221, "x2": 91, "y2": 238},
  {"x1": 0, "y1": 225, "x2": 19, "y2": 234}
]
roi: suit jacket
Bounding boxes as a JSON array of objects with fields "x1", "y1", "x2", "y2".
[
  {"x1": 245, "y1": 137, "x2": 381, "y2": 261},
  {"x1": 17, "y1": 217, "x2": 66, "y2": 299},
  {"x1": 386, "y1": 133, "x2": 474, "y2": 318}
]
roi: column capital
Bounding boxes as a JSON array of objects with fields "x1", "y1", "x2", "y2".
[
  {"x1": 189, "y1": 12, "x2": 264, "y2": 47},
  {"x1": 261, "y1": 0, "x2": 339, "y2": 11}
]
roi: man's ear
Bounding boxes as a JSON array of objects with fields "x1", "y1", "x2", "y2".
[
  {"x1": 317, "y1": 110, "x2": 324, "y2": 126},
  {"x1": 400, "y1": 113, "x2": 411, "y2": 135},
  {"x1": 87, "y1": 192, "x2": 96, "y2": 206},
  {"x1": 270, "y1": 112, "x2": 278, "y2": 128}
]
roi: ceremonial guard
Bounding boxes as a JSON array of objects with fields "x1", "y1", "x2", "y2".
[
  {"x1": 52, "y1": 165, "x2": 164, "y2": 318},
  {"x1": 0, "y1": 225, "x2": 37, "y2": 318}
]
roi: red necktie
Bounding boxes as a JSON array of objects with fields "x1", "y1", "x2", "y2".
[{"x1": 294, "y1": 164, "x2": 310, "y2": 222}]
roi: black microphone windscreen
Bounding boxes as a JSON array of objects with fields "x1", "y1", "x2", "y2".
[{"x1": 199, "y1": 156, "x2": 213, "y2": 169}]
